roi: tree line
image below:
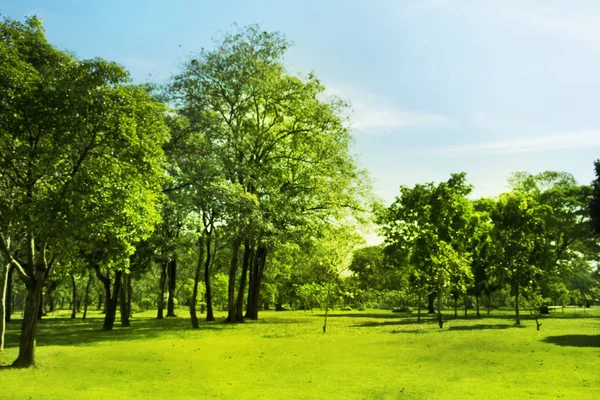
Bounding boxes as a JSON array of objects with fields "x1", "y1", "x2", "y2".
[
  {"x1": 1, "y1": 16, "x2": 599, "y2": 370},
  {"x1": 0, "y1": 17, "x2": 368, "y2": 367},
  {"x1": 376, "y1": 171, "x2": 600, "y2": 329}
]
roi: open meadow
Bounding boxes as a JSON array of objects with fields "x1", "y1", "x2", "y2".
[{"x1": 1, "y1": 308, "x2": 598, "y2": 399}]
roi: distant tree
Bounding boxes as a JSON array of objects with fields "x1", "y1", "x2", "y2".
[
  {"x1": 489, "y1": 193, "x2": 544, "y2": 325},
  {"x1": 380, "y1": 174, "x2": 474, "y2": 328},
  {"x1": 591, "y1": 161, "x2": 600, "y2": 238}
]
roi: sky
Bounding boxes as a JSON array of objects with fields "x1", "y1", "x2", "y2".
[{"x1": 3, "y1": 0, "x2": 600, "y2": 205}]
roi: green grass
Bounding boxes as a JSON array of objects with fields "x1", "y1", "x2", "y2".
[{"x1": 1, "y1": 308, "x2": 599, "y2": 399}]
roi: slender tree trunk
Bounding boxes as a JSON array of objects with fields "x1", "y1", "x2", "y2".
[
  {"x1": 464, "y1": 294, "x2": 468, "y2": 318},
  {"x1": 246, "y1": 246, "x2": 267, "y2": 320},
  {"x1": 204, "y1": 230, "x2": 214, "y2": 322},
  {"x1": 190, "y1": 235, "x2": 205, "y2": 329},
  {"x1": 166, "y1": 258, "x2": 177, "y2": 317},
  {"x1": 235, "y1": 239, "x2": 253, "y2": 322},
  {"x1": 246, "y1": 244, "x2": 256, "y2": 317},
  {"x1": 82, "y1": 271, "x2": 93, "y2": 320},
  {"x1": 46, "y1": 283, "x2": 55, "y2": 313},
  {"x1": 226, "y1": 239, "x2": 242, "y2": 323},
  {"x1": 476, "y1": 295, "x2": 480, "y2": 317},
  {"x1": 97, "y1": 293, "x2": 103, "y2": 311},
  {"x1": 417, "y1": 293, "x2": 421, "y2": 323},
  {"x1": 514, "y1": 283, "x2": 520, "y2": 325},
  {"x1": 323, "y1": 282, "x2": 332, "y2": 333},
  {"x1": 427, "y1": 292, "x2": 436, "y2": 314},
  {"x1": 0, "y1": 263, "x2": 9, "y2": 352},
  {"x1": 70, "y1": 274, "x2": 77, "y2": 319},
  {"x1": 119, "y1": 273, "x2": 130, "y2": 327},
  {"x1": 454, "y1": 296, "x2": 458, "y2": 317},
  {"x1": 5, "y1": 265, "x2": 14, "y2": 322},
  {"x1": 157, "y1": 262, "x2": 167, "y2": 319},
  {"x1": 436, "y1": 289, "x2": 444, "y2": 329}
]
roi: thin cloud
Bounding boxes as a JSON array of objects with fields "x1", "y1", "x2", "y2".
[
  {"x1": 430, "y1": 131, "x2": 600, "y2": 156},
  {"x1": 401, "y1": 1, "x2": 600, "y2": 51},
  {"x1": 327, "y1": 84, "x2": 451, "y2": 134},
  {"x1": 352, "y1": 102, "x2": 450, "y2": 133}
]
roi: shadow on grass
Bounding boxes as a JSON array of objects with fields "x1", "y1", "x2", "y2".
[
  {"x1": 312, "y1": 312, "x2": 415, "y2": 319},
  {"x1": 542, "y1": 335, "x2": 600, "y2": 348},
  {"x1": 353, "y1": 318, "x2": 438, "y2": 328},
  {"x1": 2, "y1": 316, "x2": 228, "y2": 349},
  {"x1": 2, "y1": 313, "x2": 310, "y2": 350},
  {"x1": 388, "y1": 323, "x2": 526, "y2": 334},
  {"x1": 447, "y1": 324, "x2": 526, "y2": 331}
]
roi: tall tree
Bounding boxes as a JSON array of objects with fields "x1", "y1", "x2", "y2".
[
  {"x1": 171, "y1": 25, "x2": 366, "y2": 322},
  {"x1": 0, "y1": 17, "x2": 167, "y2": 366}
]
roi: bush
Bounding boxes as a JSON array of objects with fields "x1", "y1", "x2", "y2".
[
  {"x1": 341, "y1": 306, "x2": 353, "y2": 311},
  {"x1": 392, "y1": 306, "x2": 413, "y2": 313}
]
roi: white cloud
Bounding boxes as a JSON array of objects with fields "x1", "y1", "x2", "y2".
[
  {"x1": 429, "y1": 131, "x2": 600, "y2": 156},
  {"x1": 400, "y1": 1, "x2": 600, "y2": 51},
  {"x1": 327, "y1": 85, "x2": 451, "y2": 134}
]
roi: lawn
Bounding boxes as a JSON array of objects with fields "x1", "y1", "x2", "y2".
[{"x1": 0, "y1": 308, "x2": 598, "y2": 399}]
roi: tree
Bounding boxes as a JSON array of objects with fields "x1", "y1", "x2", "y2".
[
  {"x1": 488, "y1": 193, "x2": 544, "y2": 325},
  {"x1": 380, "y1": 173, "x2": 474, "y2": 328},
  {"x1": 0, "y1": 16, "x2": 167, "y2": 366},
  {"x1": 171, "y1": 24, "x2": 366, "y2": 322},
  {"x1": 510, "y1": 171, "x2": 594, "y2": 311},
  {"x1": 590, "y1": 160, "x2": 600, "y2": 241}
]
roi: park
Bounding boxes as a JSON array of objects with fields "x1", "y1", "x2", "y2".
[
  {"x1": 1, "y1": 308, "x2": 598, "y2": 399},
  {"x1": 1, "y1": 4, "x2": 600, "y2": 399}
]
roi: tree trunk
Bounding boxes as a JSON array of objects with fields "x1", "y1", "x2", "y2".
[
  {"x1": 5, "y1": 265, "x2": 14, "y2": 322},
  {"x1": 464, "y1": 294, "x2": 468, "y2": 318},
  {"x1": 46, "y1": 282, "x2": 55, "y2": 313},
  {"x1": 427, "y1": 292, "x2": 436, "y2": 314},
  {"x1": 476, "y1": 295, "x2": 480, "y2": 317},
  {"x1": 436, "y1": 290, "x2": 444, "y2": 329},
  {"x1": 97, "y1": 293, "x2": 103, "y2": 311},
  {"x1": 514, "y1": 283, "x2": 520, "y2": 325},
  {"x1": 119, "y1": 273, "x2": 130, "y2": 327},
  {"x1": 235, "y1": 239, "x2": 253, "y2": 322},
  {"x1": 12, "y1": 268, "x2": 45, "y2": 368},
  {"x1": 166, "y1": 258, "x2": 177, "y2": 317},
  {"x1": 127, "y1": 275, "x2": 132, "y2": 318},
  {"x1": 104, "y1": 270, "x2": 122, "y2": 331},
  {"x1": 417, "y1": 293, "x2": 421, "y2": 323},
  {"x1": 323, "y1": 282, "x2": 332, "y2": 333},
  {"x1": 37, "y1": 289, "x2": 45, "y2": 320},
  {"x1": 95, "y1": 266, "x2": 122, "y2": 331},
  {"x1": 204, "y1": 230, "x2": 214, "y2": 322},
  {"x1": 82, "y1": 271, "x2": 93, "y2": 320},
  {"x1": 157, "y1": 261, "x2": 167, "y2": 319},
  {"x1": 225, "y1": 239, "x2": 242, "y2": 323},
  {"x1": 190, "y1": 235, "x2": 205, "y2": 329},
  {"x1": 454, "y1": 296, "x2": 458, "y2": 317},
  {"x1": 70, "y1": 274, "x2": 77, "y2": 319},
  {"x1": 246, "y1": 246, "x2": 267, "y2": 320},
  {"x1": 0, "y1": 263, "x2": 9, "y2": 352}
]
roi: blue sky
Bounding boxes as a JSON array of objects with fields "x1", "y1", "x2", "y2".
[{"x1": 3, "y1": 0, "x2": 600, "y2": 204}]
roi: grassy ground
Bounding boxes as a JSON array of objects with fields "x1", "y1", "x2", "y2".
[{"x1": 0, "y1": 307, "x2": 598, "y2": 399}]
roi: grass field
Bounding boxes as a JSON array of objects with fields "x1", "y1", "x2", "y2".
[{"x1": 0, "y1": 307, "x2": 598, "y2": 399}]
